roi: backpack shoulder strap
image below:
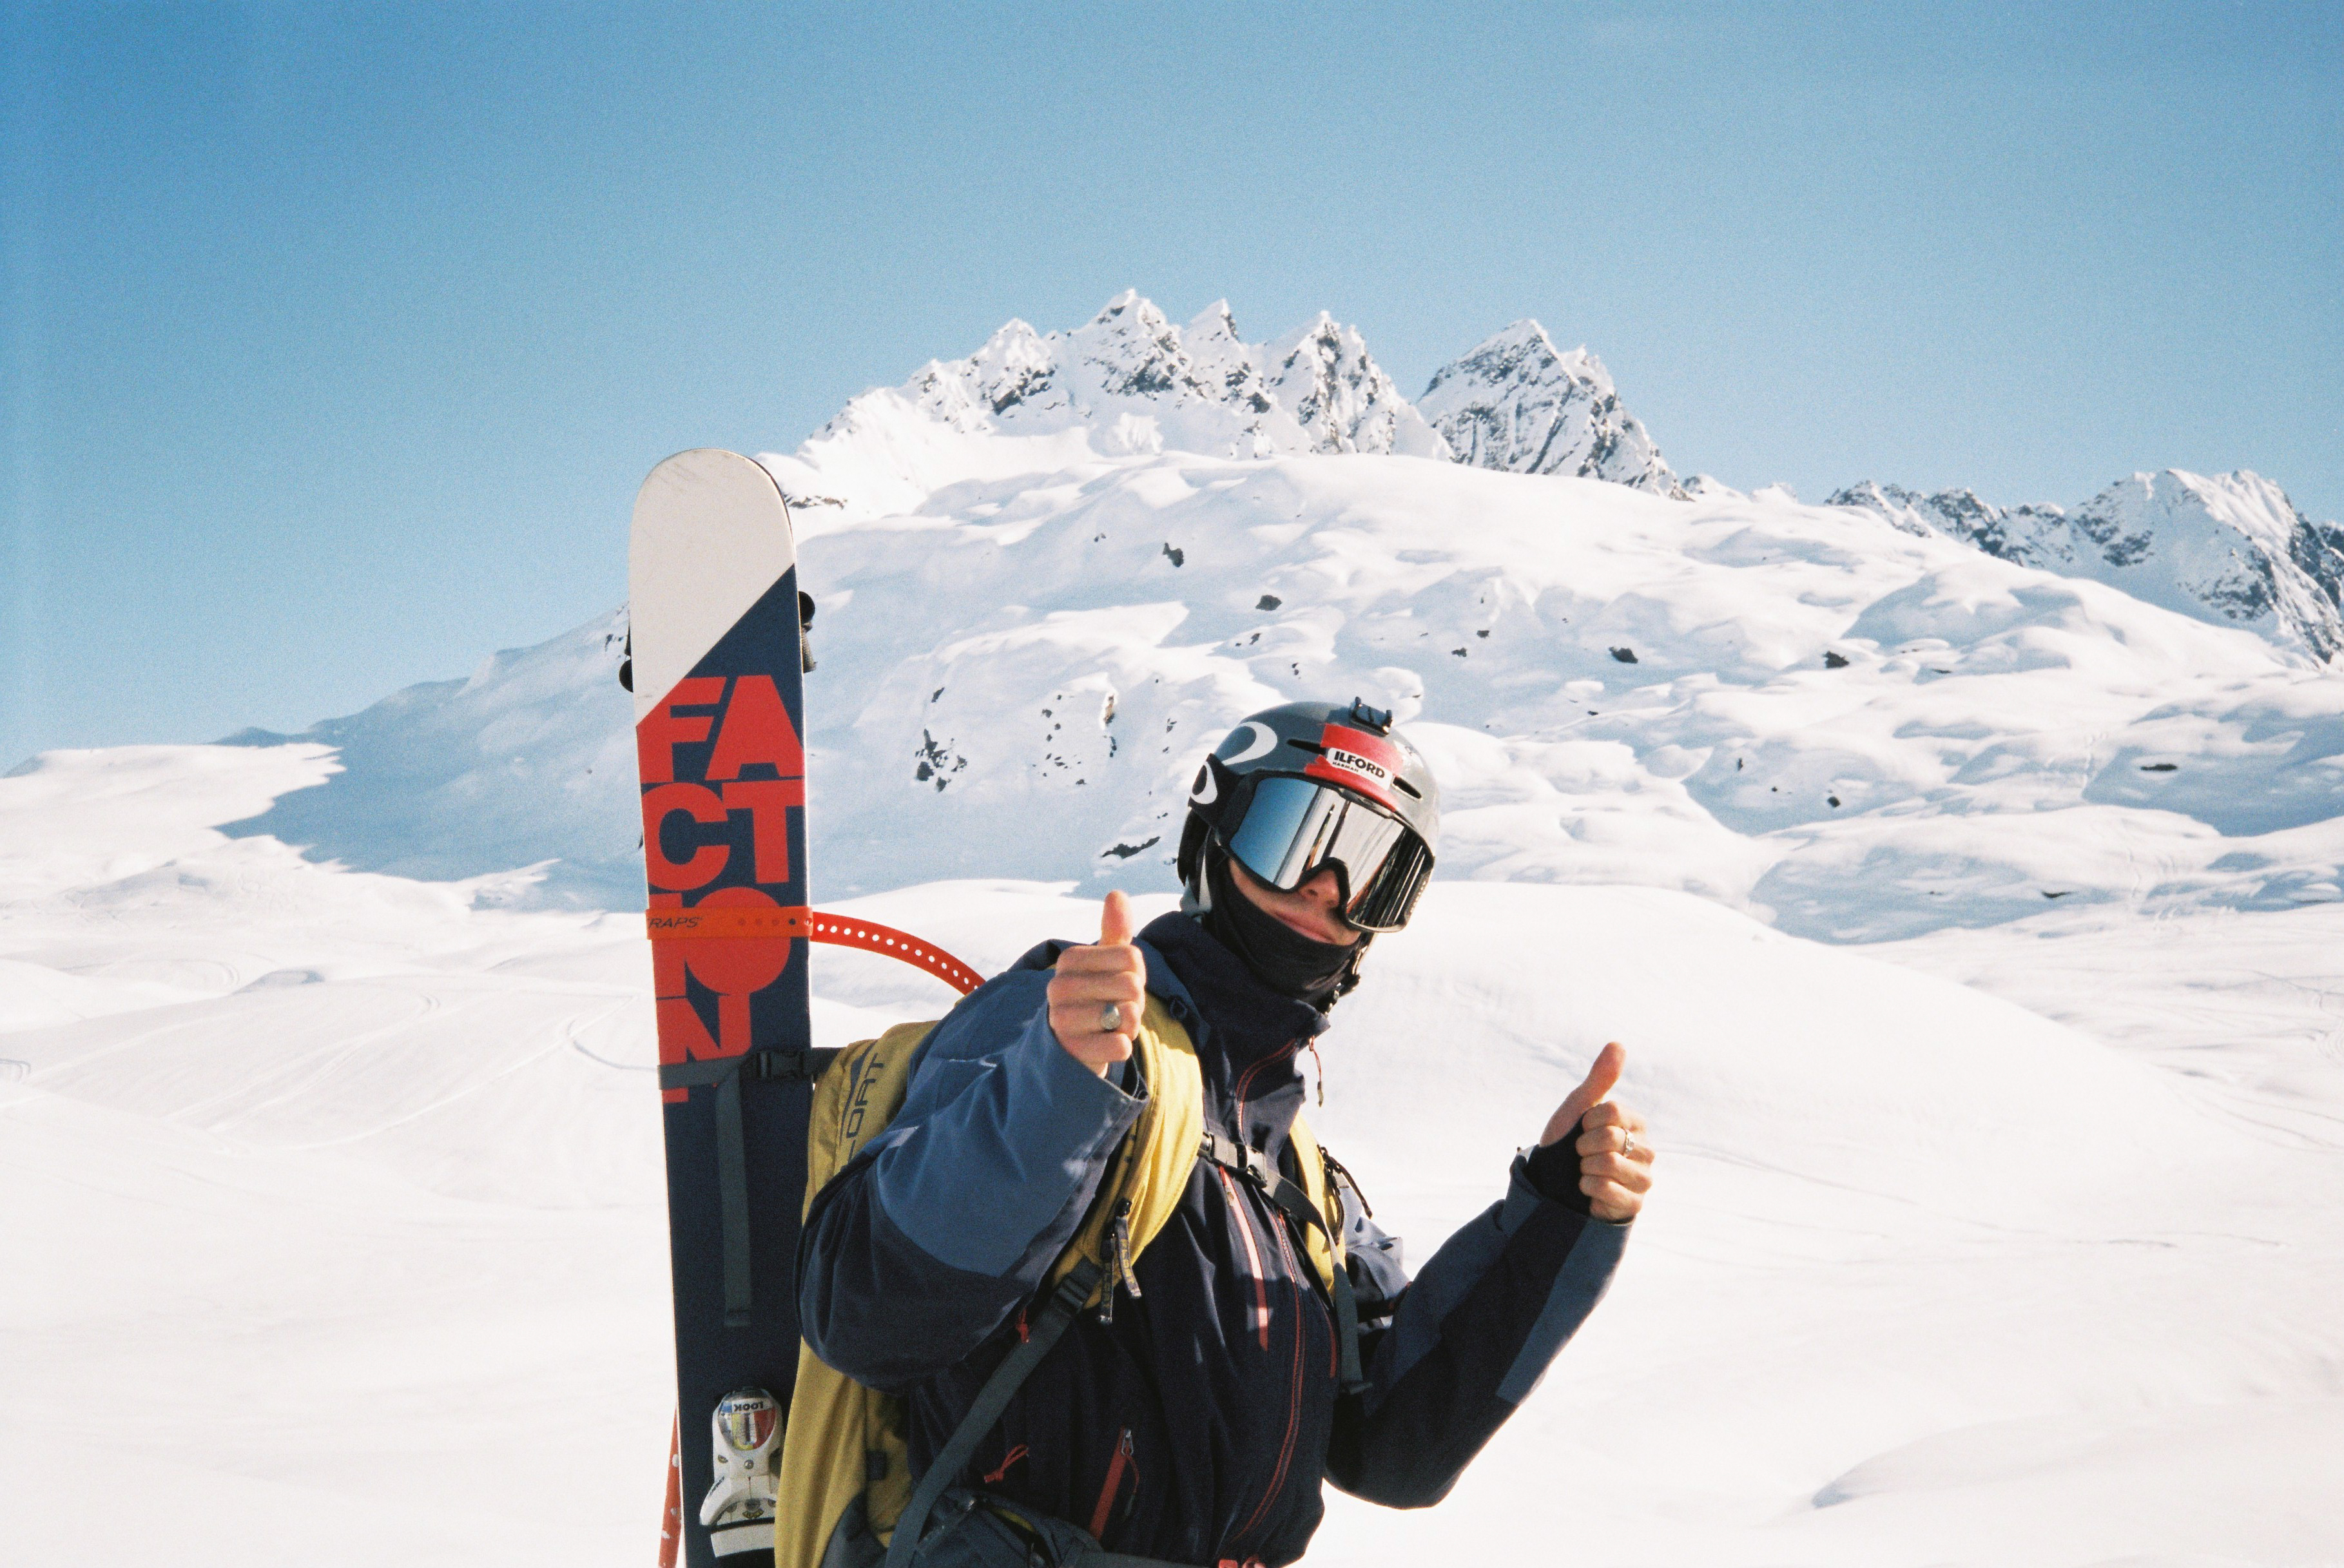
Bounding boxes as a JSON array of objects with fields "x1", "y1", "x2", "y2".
[
  {"x1": 775, "y1": 1021, "x2": 938, "y2": 1568},
  {"x1": 1045, "y1": 994, "x2": 1203, "y2": 1311},
  {"x1": 1284, "y1": 1114, "x2": 1348, "y2": 1288},
  {"x1": 893, "y1": 998, "x2": 1203, "y2": 1563}
]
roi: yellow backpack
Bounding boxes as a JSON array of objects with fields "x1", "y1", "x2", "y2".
[{"x1": 772, "y1": 998, "x2": 1355, "y2": 1568}]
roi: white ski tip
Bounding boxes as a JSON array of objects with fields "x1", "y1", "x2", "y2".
[{"x1": 628, "y1": 450, "x2": 798, "y2": 724}]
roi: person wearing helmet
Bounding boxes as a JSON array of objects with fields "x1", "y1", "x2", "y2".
[
  {"x1": 799, "y1": 698, "x2": 1650, "y2": 1567},
  {"x1": 1168, "y1": 695, "x2": 1444, "y2": 1002}
]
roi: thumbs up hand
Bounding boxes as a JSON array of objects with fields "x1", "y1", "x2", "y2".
[
  {"x1": 1048, "y1": 890, "x2": 1148, "y2": 1077},
  {"x1": 1539, "y1": 1042, "x2": 1653, "y2": 1223}
]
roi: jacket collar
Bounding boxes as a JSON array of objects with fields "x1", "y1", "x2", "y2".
[{"x1": 1137, "y1": 912, "x2": 1325, "y2": 1089}]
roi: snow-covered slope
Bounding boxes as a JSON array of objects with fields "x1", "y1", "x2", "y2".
[
  {"x1": 1417, "y1": 319, "x2": 1680, "y2": 494},
  {"x1": 765, "y1": 292, "x2": 1446, "y2": 521},
  {"x1": 5, "y1": 748, "x2": 2339, "y2": 1566},
  {"x1": 10, "y1": 298, "x2": 2344, "y2": 1567},
  {"x1": 1832, "y1": 470, "x2": 2344, "y2": 663},
  {"x1": 221, "y1": 608, "x2": 639, "y2": 907},
  {"x1": 206, "y1": 450, "x2": 2344, "y2": 941}
]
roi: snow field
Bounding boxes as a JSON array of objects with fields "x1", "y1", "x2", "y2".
[
  {"x1": 9, "y1": 291, "x2": 2341, "y2": 1563},
  {"x1": 216, "y1": 449, "x2": 2343, "y2": 954},
  {"x1": 5, "y1": 746, "x2": 2339, "y2": 1565}
]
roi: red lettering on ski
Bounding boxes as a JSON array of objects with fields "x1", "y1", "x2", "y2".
[
  {"x1": 675, "y1": 888, "x2": 793, "y2": 998},
  {"x1": 705, "y1": 675, "x2": 804, "y2": 781},
  {"x1": 719, "y1": 779, "x2": 803, "y2": 882},
  {"x1": 642, "y1": 782, "x2": 730, "y2": 889},
  {"x1": 635, "y1": 676, "x2": 726, "y2": 784},
  {"x1": 646, "y1": 889, "x2": 795, "y2": 1096}
]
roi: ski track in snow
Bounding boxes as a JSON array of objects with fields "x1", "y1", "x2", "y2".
[{"x1": 7, "y1": 296, "x2": 2343, "y2": 1563}]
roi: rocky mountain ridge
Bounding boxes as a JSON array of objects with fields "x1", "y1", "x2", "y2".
[
  {"x1": 763, "y1": 292, "x2": 1687, "y2": 520},
  {"x1": 1832, "y1": 471, "x2": 2344, "y2": 663},
  {"x1": 762, "y1": 288, "x2": 2339, "y2": 664},
  {"x1": 766, "y1": 291, "x2": 1449, "y2": 520},
  {"x1": 1417, "y1": 318, "x2": 1681, "y2": 495}
]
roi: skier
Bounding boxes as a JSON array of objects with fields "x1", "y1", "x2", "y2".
[{"x1": 798, "y1": 698, "x2": 1652, "y2": 1567}]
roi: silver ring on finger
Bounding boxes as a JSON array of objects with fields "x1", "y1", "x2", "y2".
[
  {"x1": 1620, "y1": 1133, "x2": 1638, "y2": 1160},
  {"x1": 1098, "y1": 1001, "x2": 1123, "y2": 1034}
]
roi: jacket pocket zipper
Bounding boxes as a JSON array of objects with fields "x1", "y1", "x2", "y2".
[{"x1": 1087, "y1": 1427, "x2": 1134, "y2": 1540}]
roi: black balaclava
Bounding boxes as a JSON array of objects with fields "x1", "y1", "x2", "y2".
[{"x1": 1198, "y1": 844, "x2": 1364, "y2": 1008}]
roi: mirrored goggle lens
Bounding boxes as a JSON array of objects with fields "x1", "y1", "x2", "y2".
[{"x1": 1225, "y1": 775, "x2": 1433, "y2": 933}]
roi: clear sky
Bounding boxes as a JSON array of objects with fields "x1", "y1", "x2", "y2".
[{"x1": 4, "y1": 1, "x2": 2338, "y2": 764}]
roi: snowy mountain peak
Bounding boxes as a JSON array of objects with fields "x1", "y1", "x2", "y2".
[
  {"x1": 1261, "y1": 311, "x2": 1447, "y2": 460},
  {"x1": 1187, "y1": 298, "x2": 1241, "y2": 342},
  {"x1": 1830, "y1": 470, "x2": 2344, "y2": 663},
  {"x1": 1417, "y1": 318, "x2": 1681, "y2": 496},
  {"x1": 764, "y1": 293, "x2": 1444, "y2": 521}
]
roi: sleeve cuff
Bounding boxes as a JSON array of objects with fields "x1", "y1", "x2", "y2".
[
  {"x1": 1013, "y1": 1002, "x2": 1145, "y2": 1112},
  {"x1": 1523, "y1": 1138, "x2": 1592, "y2": 1215}
]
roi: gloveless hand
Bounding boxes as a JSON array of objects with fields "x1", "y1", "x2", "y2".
[
  {"x1": 1048, "y1": 889, "x2": 1146, "y2": 1077},
  {"x1": 1540, "y1": 1041, "x2": 1653, "y2": 1223}
]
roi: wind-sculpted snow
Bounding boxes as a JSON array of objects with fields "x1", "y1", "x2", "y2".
[
  {"x1": 5, "y1": 751, "x2": 2340, "y2": 1563},
  {"x1": 164, "y1": 449, "x2": 2344, "y2": 947},
  {"x1": 1832, "y1": 470, "x2": 2344, "y2": 663},
  {"x1": 1417, "y1": 319, "x2": 1681, "y2": 495},
  {"x1": 215, "y1": 609, "x2": 641, "y2": 907}
]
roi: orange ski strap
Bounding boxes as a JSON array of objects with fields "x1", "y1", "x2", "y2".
[{"x1": 646, "y1": 904, "x2": 983, "y2": 996}]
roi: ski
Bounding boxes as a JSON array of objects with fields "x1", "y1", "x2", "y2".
[{"x1": 631, "y1": 449, "x2": 815, "y2": 1567}]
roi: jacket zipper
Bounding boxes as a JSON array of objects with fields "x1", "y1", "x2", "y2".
[
  {"x1": 1228, "y1": 1038, "x2": 1301, "y2": 1144},
  {"x1": 1232, "y1": 1212, "x2": 1310, "y2": 1544},
  {"x1": 1214, "y1": 1166, "x2": 1272, "y2": 1348},
  {"x1": 1222, "y1": 1037, "x2": 1310, "y2": 1548},
  {"x1": 1087, "y1": 1427, "x2": 1134, "y2": 1540}
]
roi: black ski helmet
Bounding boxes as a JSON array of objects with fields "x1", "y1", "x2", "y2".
[{"x1": 1177, "y1": 697, "x2": 1440, "y2": 933}]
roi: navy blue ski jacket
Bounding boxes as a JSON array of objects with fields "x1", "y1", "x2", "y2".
[{"x1": 799, "y1": 912, "x2": 1628, "y2": 1567}]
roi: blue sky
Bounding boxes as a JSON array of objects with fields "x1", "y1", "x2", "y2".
[{"x1": 4, "y1": 1, "x2": 2338, "y2": 763}]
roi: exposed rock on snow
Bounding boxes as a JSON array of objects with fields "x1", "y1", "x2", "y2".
[
  {"x1": 1832, "y1": 471, "x2": 2344, "y2": 663},
  {"x1": 93, "y1": 298, "x2": 2332, "y2": 931},
  {"x1": 761, "y1": 295, "x2": 1694, "y2": 525},
  {"x1": 1417, "y1": 320, "x2": 1681, "y2": 496},
  {"x1": 198, "y1": 452, "x2": 2344, "y2": 941}
]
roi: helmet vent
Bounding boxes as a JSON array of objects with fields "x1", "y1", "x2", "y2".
[
  {"x1": 1392, "y1": 777, "x2": 1423, "y2": 799},
  {"x1": 1285, "y1": 738, "x2": 1324, "y2": 755}
]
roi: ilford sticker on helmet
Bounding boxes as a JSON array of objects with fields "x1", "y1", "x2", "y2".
[{"x1": 1302, "y1": 722, "x2": 1406, "y2": 813}]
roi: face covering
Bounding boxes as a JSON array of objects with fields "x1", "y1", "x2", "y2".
[{"x1": 1201, "y1": 846, "x2": 1362, "y2": 1005}]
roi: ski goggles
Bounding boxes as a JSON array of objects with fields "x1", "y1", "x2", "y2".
[{"x1": 1224, "y1": 775, "x2": 1435, "y2": 933}]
